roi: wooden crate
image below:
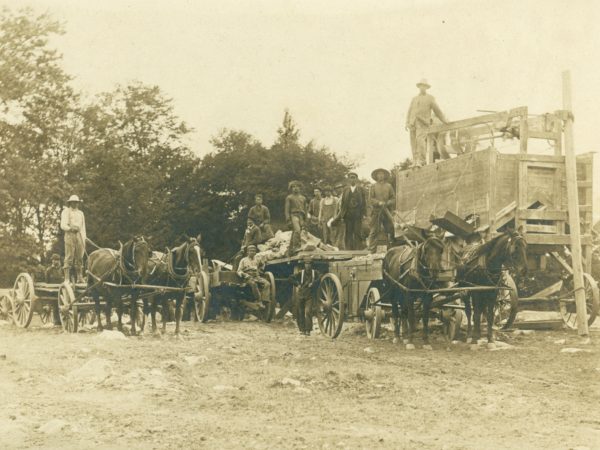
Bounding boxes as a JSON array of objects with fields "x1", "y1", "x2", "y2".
[{"x1": 328, "y1": 258, "x2": 383, "y2": 318}]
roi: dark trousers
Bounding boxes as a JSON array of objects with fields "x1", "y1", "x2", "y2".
[
  {"x1": 344, "y1": 214, "x2": 363, "y2": 250},
  {"x1": 296, "y1": 293, "x2": 315, "y2": 334}
]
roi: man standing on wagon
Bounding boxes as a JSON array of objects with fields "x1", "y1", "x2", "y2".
[
  {"x1": 285, "y1": 180, "x2": 307, "y2": 256},
  {"x1": 367, "y1": 168, "x2": 395, "y2": 252},
  {"x1": 60, "y1": 194, "x2": 86, "y2": 284},
  {"x1": 405, "y1": 79, "x2": 448, "y2": 167},
  {"x1": 330, "y1": 172, "x2": 366, "y2": 250}
]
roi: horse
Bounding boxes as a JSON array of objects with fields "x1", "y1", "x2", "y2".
[
  {"x1": 146, "y1": 236, "x2": 202, "y2": 336},
  {"x1": 382, "y1": 235, "x2": 446, "y2": 350},
  {"x1": 87, "y1": 236, "x2": 152, "y2": 335},
  {"x1": 457, "y1": 228, "x2": 527, "y2": 349}
]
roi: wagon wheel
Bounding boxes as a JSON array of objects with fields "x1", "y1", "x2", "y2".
[
  {"x1": 262, "y1": 272, "x2": 277, "y2": 323},
  {"x1": 12, "y1": 273, "x2": 36, "y2": 328},
  {"x1": 316, "y1": 273, "x2": 345, "y2": 338},
  {"x1": 559, "y1": 272, "x2": 599, "y2": 329},
  {"x1": 0, "y1": 293, "x2": 14, "y2": 323},
  {"x1": 364, "y1": 287, "x2": 384, "y2": 340},
  {"x1": 193, "y1": 271, "x2": 211, "y2": 323},
  {"x1": 494, "y1": 273, "x2": 519, "y2": 330},
  {"x1": 57, "y1": 283, "x2": 78, "y2": 333}
]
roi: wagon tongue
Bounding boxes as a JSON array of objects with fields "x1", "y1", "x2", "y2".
[{"x1": 430, "y1": 211, "x2": 475, "y2": 239}]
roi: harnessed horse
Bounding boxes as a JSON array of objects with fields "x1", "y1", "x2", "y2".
[
  {"x1": 146, "y1": 236, "x2": 202, "y2": 336},
  {"x1": 382, "y1": 236, "x2": 446, "y2": 349},
  {"x1": 457, "y1": 229, "x2": 527, "y2": 348},
  {"x1": 87, "y1": 236, "x2": 152, "y2": 335}
]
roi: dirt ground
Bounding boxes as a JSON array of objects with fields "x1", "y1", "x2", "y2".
[{"x1": 0, "y1": 311, "x2": 599, "y2": 450}]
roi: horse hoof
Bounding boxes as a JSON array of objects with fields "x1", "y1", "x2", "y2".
[
  {"x1": 422, "y1": 344, "x2": 433, "y2": 351},
  {"x1": 405, "y1": 343, "x2": 415, "y2": 350},
  {"x1": 451, "y1": 340, "x2": 460, "y2": 345},
  {"x1": 153, "y1": 332, "x2": 162, "y2": 339},
  {"x1": 466, "y1": 338, "x2": 472, "y2": 344},
  {"x1": 470, "y1": 344, "x2": 479, "y2": 351},
  {"x1": 403, "y1": 339, "x2": 409, "y2": 345},
  {"x1": 487, "y1": 342, "x2": 497, "y2": 350},
  {"x1": 392, "y1": 337, "x2": 399, "y2": 345}
]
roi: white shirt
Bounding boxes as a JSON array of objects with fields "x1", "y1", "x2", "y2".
[
  {"x1": 350, "y1": 185, "x2": 357, "y2": 193},
  {"x1": 60, "y1": 207, "x2": 86, "y2": 244}
]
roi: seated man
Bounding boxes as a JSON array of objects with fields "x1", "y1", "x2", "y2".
[
  {"x1": 236, "y1": 245, "x2": 270, "y2": 302},
  {"x1": 248, "y1": 194, "x2": 274, "y2": 242}
]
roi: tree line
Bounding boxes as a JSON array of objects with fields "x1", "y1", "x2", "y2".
[{"x1": 0, "y1": 8, "x2": 356, "y2": 284}]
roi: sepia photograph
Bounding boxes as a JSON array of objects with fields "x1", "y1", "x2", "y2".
[{"x1": 0, "y1": 1, "x2": 599, "y2": 449}]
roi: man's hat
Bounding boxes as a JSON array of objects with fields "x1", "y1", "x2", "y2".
[
  {"x1": 322, "y1": 184, "x2": 332, "y2": 193},
  {"x1": 416, "y1": 78, "x2": 431, "y2": 89},
  {"x1": 303, "y1": 256, "x2": 313, "y2": 263},
  {"x1": 67, "y1": 194, "x2": 81, "y2": 203},
  {"x1": 334, "y1": 182, "x2": 345, "y2": 189},
  {"x1": 347, "y1": 172, "x2": 358, "y2": 178},
  {"x1": 371, "y1": 168, "x2": 390, "y2": 181},
  {"x1": 246, "y1": 245, "x2": 257, "y2": 252},
  {"x1": 51, "y1": 253, "x2": 61, "y2": 261},
  {"x1": 288, "y1": 180, "x2": 302, "y2": 190}
]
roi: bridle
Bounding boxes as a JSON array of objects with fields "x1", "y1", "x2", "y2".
[{"x1": 119, "y1": 237, "x2": 150, "y2": 283}]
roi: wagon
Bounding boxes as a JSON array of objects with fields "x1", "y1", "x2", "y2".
[
  {"x1": 265, "y1": 250, "x2": 377, "y2": 338},
  {"x1": 207, "y1": 265, "x2": 276, "y2": 322},
  {"x1": 394, "y1": 106, "x2": 599, "y2": 330}
]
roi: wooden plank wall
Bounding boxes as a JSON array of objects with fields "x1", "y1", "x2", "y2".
[{"x1": 395, "y1": 149, "x2": 494, "y2": 229}]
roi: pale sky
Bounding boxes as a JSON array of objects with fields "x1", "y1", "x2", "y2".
[{"x1": 4, "y1": 0, "x2": 600, "y2": 188}]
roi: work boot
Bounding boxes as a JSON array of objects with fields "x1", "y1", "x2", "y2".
[
  {"x1": 63, "y1": 268, "x2": 71, "y2": 284},
  {"x1": 76, "y1": 268, "x2": 85, "y2": 284}
]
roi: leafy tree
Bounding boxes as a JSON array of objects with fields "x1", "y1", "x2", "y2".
[
  {"x1": 195, "y1": 111, "x2": 355, "y2": 259},
  {"x1": 0, "y1": 8, "x2": 77, "y2": 283},
  {"x1": 70, "y1": 83, "x2": 195, "y2": 250}
]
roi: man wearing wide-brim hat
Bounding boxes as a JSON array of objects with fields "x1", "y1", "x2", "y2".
[
  {"x1": 405, "y1": 78, "x2": 448, "y2": 167},
  {"x1": 367, "y1": 168, "x2": 395, "y2": 252},
  {"x1": 60, "y1": 195, "x2": 86, "y2": 283}
]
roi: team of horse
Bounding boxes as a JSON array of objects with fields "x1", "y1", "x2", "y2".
[
  {"x1": 86, "y1": 235, "x2": 202, "y2": 337},
  {"x1": 382, "y1": 227, "x2": 527, "y2": 350}
]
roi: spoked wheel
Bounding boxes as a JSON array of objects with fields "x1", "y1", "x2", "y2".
[
  {"x1": 193, "y1": 271, "x2": 211, "y2": 323},
  {"x1": 262, "y1": 272, "x2": 277, "y2": 323},
  {"x1": 0, "y1": 293, "x2": 14, "y2": 323},
  {"x1": 316, "y1": 273, "x2": 345, "y2": 338},
  {"x1": 559, "y1": 272, "x2": 599, "y2": 329},
  {"x1": 12, "y1": 273, "x2": 36, "y2": 328},
  {"x1": 494, "y1": 273, "x2": 519, "y2": 330},
  {"x1": 58, "y1": 283, "x2": 77, "y2": 333},
  {"x1": 364, "y1": 287, "x2": 384, "y2": 339}
]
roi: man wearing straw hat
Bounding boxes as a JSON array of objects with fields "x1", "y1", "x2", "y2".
[
  {"x1": 60, "y1": 194, "x2": 86, "y2": 283},
  {"x1": 367, "y1": 168, "x2": 395, "y2": 252},
  {"x1": 405, "y1": 79, "x2": 448, "y2": 167}
]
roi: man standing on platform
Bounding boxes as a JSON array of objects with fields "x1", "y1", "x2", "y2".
[
  {"x1": 248, "y1": 194, "x2": 274, "y2": 242},
  {"x1": 318, "y1": 186, "x2": 338, "y2": 246},
  {"x1": 367, "y1": 168, "x2": 395, "y2": 252},
  {"x1": 331, "y1": 172, "x2": 366, "y2": 250},
  {"x1": 60, "y1": 195, "x2": 86, "y2": 283},
  {"x1": 405, "y1": 79, "x2": 448, "y2": 167}
]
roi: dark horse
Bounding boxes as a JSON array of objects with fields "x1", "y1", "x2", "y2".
[
  {"x1": 87, "y1": 236, "x2": 152, "y2": 335},
  {"x1": 382, "y1": 235, "x2": 446, "y2": 350},
  {"x1": 147, "y1": 236, "x2": 202, "y2": 336},
  {"x1": 457, "y1": 228, "x2": 527, "y2": 349}
]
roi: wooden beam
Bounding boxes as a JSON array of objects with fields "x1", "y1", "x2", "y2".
[
  {"x1": 528, "y1": 130, "x2": 561, "y2": 140},
  {"x1": 427, "y1": 107, "x2": 528, "y2": 134},
  {"x1": 562, "y1": 70, "x2": 589, "y2": 337},
  {"x1": 517, "y1": 209, "x2": 567, "y2": 220},
  {"x1": 526, "y1": 224, "x2": 558, "y2": 234},
  {"x1": 525, "y1": 234, "x2": 592, "y2": 245}
]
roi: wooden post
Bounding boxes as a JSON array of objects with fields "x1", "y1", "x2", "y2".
[{"x1": 562, "y1": 70, "x2": 589, "y2": 337}]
